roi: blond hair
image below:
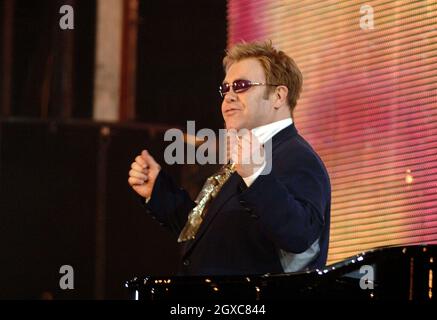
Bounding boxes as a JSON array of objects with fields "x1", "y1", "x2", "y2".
[{"x1": 223, "y1": 41, "x2": 303, "y2": 113}]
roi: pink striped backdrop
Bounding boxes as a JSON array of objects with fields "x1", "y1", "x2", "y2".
[{"x1": 226, "y1": 0, "x2": 437, "y2": 263}]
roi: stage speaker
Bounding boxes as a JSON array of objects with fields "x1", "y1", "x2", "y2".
[{"x1": 0, "y1": 120, "x2": 181, "y2": 299}]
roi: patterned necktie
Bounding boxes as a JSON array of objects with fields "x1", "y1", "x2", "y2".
[{"x1": 178, "y1": 163, "x2": 236, "y2": 242}]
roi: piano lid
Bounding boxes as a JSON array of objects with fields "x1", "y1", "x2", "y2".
[{"x1": 125, "y1": 244, "x2": 436, "y2": 301}]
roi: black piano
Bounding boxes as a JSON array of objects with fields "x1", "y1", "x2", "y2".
[{"x1": 125, "y1": 245, "x2": 436, "y2": 301}]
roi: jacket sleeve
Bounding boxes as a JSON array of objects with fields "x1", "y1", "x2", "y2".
[
  {"x1": 143, "y1": 170, "x2": 196, "y2": 236},
  {"x1": 238, "y1": 155, "x2": 330, "y2": 254}
]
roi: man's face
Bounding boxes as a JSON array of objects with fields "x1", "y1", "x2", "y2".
[{"x1": 221, "y1": 58, "x2": 274, "y2": 130}]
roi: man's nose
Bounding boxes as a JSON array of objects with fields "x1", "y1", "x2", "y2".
[{"x1": 224, "y1": 90, "x2": 238, "y2": 103}]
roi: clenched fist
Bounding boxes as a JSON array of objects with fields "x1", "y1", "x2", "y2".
[
  {"x1": 128, "y1": 149, "x2": 161, "y2": 199},
  {"x1": 227, "y1": 130, "x2": 265, "y2": 178}
]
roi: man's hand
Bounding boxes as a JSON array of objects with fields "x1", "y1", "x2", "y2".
[
  {"x1": 128, "y1": 149, "x2": 161, "y2": 199},
  {"x1": 228, "y1": 130, "x2": 265, "y2": 178}
]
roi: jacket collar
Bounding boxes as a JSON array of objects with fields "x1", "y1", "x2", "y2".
[
  {"x1": 271, "y1": 123, "x2": 298, "y2": 151},
  {"x1": 182, "y1": 123, "x2": 298, "y2": 256}
]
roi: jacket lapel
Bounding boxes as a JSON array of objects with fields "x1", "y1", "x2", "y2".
[
  {"x1": 182, "y1": 123, "x2": 298, "y2": 255},
  {"x1": 183, "y1": 172, "x2": 242, "y2": 254}
]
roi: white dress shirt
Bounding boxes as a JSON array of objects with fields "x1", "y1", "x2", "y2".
[{"x1": 242, "y1": 117, "x2": 293, "y2": 187}]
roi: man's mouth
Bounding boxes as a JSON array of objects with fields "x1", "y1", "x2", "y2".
[{"x1": 224, "y1": 108, "x2": 240, "y2": 116}]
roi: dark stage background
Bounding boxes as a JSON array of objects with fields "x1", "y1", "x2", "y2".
[{"x1": 0, "y1": 0, "x2": 226, "y2": 299}]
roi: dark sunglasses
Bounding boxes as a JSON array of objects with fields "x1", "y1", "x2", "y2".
[{"x1": 219, "y1": 79, "x2": 279, "y2": 98}]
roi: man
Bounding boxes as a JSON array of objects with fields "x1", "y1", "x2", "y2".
[{"x1": 128, "y1": 41, "x2": 331, "y2": 275}]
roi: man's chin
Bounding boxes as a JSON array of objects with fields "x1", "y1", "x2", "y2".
[
  {"x1": 225, "y1": 123, "x2": 239, "y2": 130},
  {"x1": 225, "y1": 121, "x2": 246, "y2": 131}
]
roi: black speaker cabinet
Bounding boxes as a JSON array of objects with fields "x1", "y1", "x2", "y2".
[{"x1": 0, "y1": 120, "x2": 181, "y2": 299}]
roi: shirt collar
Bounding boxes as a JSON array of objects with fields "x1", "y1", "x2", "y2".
[{"x1": 251, "y1": 118, "x2": 293, "y2": 145}]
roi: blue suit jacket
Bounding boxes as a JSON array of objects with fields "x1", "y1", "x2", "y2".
[{"x1": 145, "y1": 124, "x2": 331, "y2": 275}]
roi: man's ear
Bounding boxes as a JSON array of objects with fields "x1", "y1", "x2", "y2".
[{"x1": 273, "y1": 85, "x2": 289, "y2": 109}]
